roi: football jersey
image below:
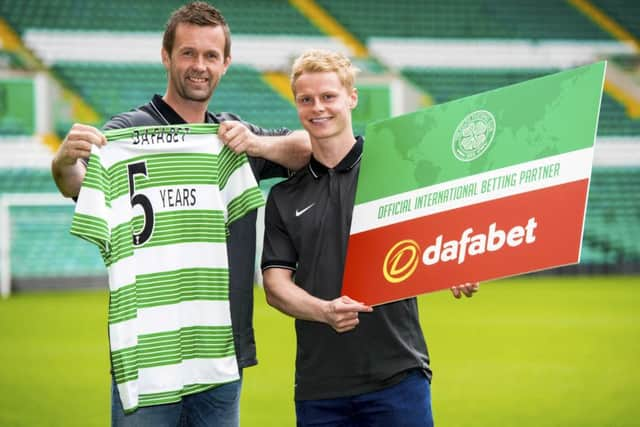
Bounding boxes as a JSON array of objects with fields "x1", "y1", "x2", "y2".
[{"x1": 71, "y1": 124, "x2": 264, "y2": 412}]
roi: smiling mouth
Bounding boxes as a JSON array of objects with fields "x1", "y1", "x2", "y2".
[
  {"x1": 310, "y1": 117, "x2": 331, "y2": 123},
  {"x1": 187, "y1": 76, "x2": 208, "y2": 84}
]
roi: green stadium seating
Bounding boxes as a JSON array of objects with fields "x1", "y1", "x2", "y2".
[
  {"x1": 584, "y1": 167, "x2": 640, "y2": 264},
  {"x1": 590, "y1": 0, "x2": 640, "y2": 40},
  {"x1": 0, "y1": 0, "x2": 322, "y2": 35},
  {"x1": 9, "y1": 205, "x2": 104, "y2": 278},
  {"x1": 0, "y1": 169, "x2": 58, "y2": 193},
  {"x1": 0, "y1": 169, "x2": 103, "y2": 278},
  {"x1": 0, "y1": 49, "x2": 26, "y2": 70},
  {"x1": 598, "y1": 96, "x2": 640, "y2": 137},
  {"x1": 315, "y1": 0, "x2": 613, "y2": 42}
]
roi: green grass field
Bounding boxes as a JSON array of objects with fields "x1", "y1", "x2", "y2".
[{"x1": 0, "y1": 276, "x2": 638, "y2": 426}]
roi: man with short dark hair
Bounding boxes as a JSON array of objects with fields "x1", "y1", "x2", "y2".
[{"x1": 51, "y1": 2, "x2": 310, "y2": 426}]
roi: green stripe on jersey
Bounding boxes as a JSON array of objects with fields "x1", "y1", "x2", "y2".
[
  {"x1": 106, "y1": 210, "x2": 226, "y2": 265},
  {"x1": 82, "y1": 154, "x2": 108, "y2": 197},
  {"x1": 109, "y1": 283, "x2": 136, "y2": 324},
  {"x1": 108, "y1": 267, "x2": 230, "y2": 324},
  {"x1": 227, "y1": 187, "x2": 265, "y2": 226},
  {"x1": 218, "y1": 146, "x2": 250, "y2": 190},
  {"x1": 109, "y1": 222, "x2": 134, "y2": 266},
  {"x1": 108, "y1": 153, "x2": 218, "y2": 201},
  {"x1": 111, "y1": 325, "x2": 234, "y2": 382},
  {"x1": 133, "y1": 209, "x2": 226, "y2": 247},
  {"x1": 70, "y1": 213, "x2": 109, "y2": 255}
]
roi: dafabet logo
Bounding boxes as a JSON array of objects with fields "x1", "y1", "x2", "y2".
[
  {"x1": 382, "y1": 240, "x2": 420, "y2": 283},
  {"x1": 382, "y1": 218, "x2": 539, "y2": 284}
]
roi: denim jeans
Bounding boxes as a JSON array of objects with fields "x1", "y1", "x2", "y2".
[
  {"x1": 295, "y1": 369, "x2": 433, "y2": 427},
  {"x1": 111, "y1": 377, "x2": 242, "y2": 427}
]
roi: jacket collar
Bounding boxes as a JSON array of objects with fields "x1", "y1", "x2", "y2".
[{"x1": 151, "y1": 94, "x2": 212, "y2": 124}]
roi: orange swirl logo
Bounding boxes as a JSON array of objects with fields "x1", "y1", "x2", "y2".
[{"x1": 383, "y1": 240, "x2": 420, "y2": 283}]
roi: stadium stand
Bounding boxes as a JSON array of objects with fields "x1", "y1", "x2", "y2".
[
  {"x1": 0, "y1": 168, "x2": 57, "y2": 193},
  {"x1": 0, "y1": 0, "x2": 322, "y2": 35},
  {"x1": 314, "y1": 0, "x2": 614, "y2": 41},
  {"x1": 0, "y1": 49, "x2": 26, "y2": 70},
  {"x1": 9, "y1": 205, "x2": 104, "y2": 279},
  {"x1": 589, "y1": 0, "x2": 640, "y2": 40},
  {"x1": 584, "y1": 167, "x2": 640, "y2": 270},
  {"x1": 0, "y1": 0, "x2": 639, "y2": 295}
]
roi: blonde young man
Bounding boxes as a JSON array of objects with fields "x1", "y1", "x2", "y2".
[
  {"x1": 51, "y1": 2, "x2": 309, "y2": 426},
  {"x1": 261, "y1": 50, "x2": 478, "y2": 426}
]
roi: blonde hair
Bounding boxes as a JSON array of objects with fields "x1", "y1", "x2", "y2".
[{"x1": 290, "y1": 49, "x2": 359, "y2": 94}]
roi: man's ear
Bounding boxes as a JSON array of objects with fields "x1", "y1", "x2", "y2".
[
  {"x1": 222, "y1": 54, "x2": 232, "y2": 75},
  {"x1": 349, "y1": 88, "x2": 359, "y2": 110},
  {"x1": 161, "y1": 48, "x2": 170, "y2": 70}
]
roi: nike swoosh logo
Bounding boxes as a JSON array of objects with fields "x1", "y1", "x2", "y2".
[{"x1": 295, "y1": 203, "x2": 315, "y2": 217}]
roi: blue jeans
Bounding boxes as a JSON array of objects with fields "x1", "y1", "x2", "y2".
[
  {"x1": 111, "y1": 377, "x2": 242, "y2": 427},
  {"x1": 295, "y1": 370, "x2": 433, "y2": 427}
]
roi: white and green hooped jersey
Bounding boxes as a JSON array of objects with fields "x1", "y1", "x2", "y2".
[{"x1": 71, "y1": 124, "x2": 265, "y2": 413}]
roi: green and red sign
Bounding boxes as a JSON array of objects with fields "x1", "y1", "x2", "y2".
[{"x1": 342, "y1": 62, "x2": 606, "y2": 306}]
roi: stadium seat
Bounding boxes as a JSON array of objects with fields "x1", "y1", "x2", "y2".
[
  {"x1": 583, "y1": 167, "x2": 640, "y2": 264},
  {"x1": 590, "y1": 0, "x2": 640, "y2": 40},
  {"x1": 0, "y1": 0, "x2": 321, "y2": 35},
  {"x1": 314, "y1": 0, "x2": 614, "y2": 42}
]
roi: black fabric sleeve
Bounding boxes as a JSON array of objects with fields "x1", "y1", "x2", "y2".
[
  {"x1": 103, "y1": 105, "x2": 160, "y2": 130},
  {"x1": 260, "y1": 189, "x2": 297, "y2": 271},
  {"x1": 103, "y1": 114, "x2": 133, "y2": 130}
]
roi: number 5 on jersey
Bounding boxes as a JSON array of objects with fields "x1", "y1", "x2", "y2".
[{"x1": 127, "y1": 161, "x2": 154, "y2": 246}]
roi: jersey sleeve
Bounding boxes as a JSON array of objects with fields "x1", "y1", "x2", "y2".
[
  {"x1": 217, "y1": 145, "x2": 265, "y2": 227},
  {"x1": 261, "y1": 189, "x2": 297, "y2": 271},
  {"x1": 70, "y1": 144, "x2": 112, "y2": 264}
]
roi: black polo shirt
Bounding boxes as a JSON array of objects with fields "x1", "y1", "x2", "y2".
[
  {"x1": 100, "y1": 94, "x2": 290, "y2": 369},
  {"x1": 262, "y1": 136, "x2": 431, "y2": 401}
]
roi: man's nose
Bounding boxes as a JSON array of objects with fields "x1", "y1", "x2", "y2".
[
  {"x1": 193, "y1": 55, "x2": 206, "y2": 70},
  {"x1": 311, "y1": 98, "x2": 324, "y2": 111}
]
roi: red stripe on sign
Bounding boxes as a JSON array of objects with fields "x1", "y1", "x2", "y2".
[{"x1": 342, "y1": 179, "x2": 589, "y2": 306}]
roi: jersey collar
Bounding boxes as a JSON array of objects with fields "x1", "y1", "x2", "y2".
[{"x1": 308, "y1": 136, "x2": 364, "y2": 179}]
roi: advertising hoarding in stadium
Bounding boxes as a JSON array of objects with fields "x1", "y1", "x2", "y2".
[{"x1": 342, "y1": 61, "x2": 606, "y2": 306}]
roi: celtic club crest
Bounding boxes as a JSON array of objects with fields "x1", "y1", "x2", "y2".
[{"x1": 452, "y1": 110, "x2": 496, "y2": 162}]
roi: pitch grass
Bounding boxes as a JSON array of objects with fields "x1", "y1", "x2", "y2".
[{"x1": 0, "y1": 276, "x2": 638, "y2": 426}]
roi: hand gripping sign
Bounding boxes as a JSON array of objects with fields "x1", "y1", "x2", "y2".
[{"x1": 342, "y1": 62, "x2": 606, "y2": 306}]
